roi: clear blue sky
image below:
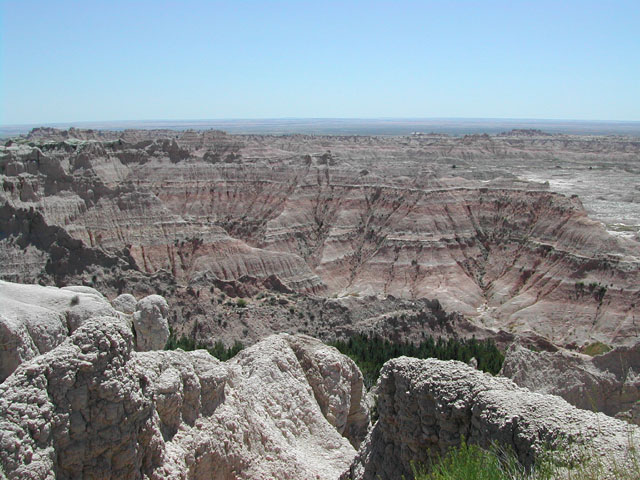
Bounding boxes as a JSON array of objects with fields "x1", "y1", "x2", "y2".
[{"x1": 1, "y1": 0, "x2": 639, "y2": 125}]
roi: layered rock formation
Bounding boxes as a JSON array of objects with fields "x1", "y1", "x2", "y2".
[
  {"x1": 344, "y1": 357, "x2": 640, "y2": 480},
  {"x1": 1, "y1": 129, "x2": 639, "y2": 349},
  {"x1": 0, "y1": 282, "x2": 369, "y2": 479},
  {"x1": 501, "y1": 342, "x2": 640, "y2": 424}
]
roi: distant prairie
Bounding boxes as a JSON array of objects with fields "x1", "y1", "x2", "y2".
[{"x1": 3, "y1": 117, "x2": 640, "y2": 138}]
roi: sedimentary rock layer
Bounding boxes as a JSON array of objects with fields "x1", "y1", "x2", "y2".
[{"x1": 2, "y1": 130, "x2": 639, "y2": 347}]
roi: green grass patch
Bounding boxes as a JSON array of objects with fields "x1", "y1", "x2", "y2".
[
  {"x1": 413, "y1": 437, "x2": 640, "y2": 480},
  {"x1": 581, "y1": 341, "x2": 612, "y2": 356},
  {"x1": 413, "y1": 441, "x2": 515, "y2": 480},
  {"x1": 607, "y1": 223, "x2": 639, "y2": 233}
]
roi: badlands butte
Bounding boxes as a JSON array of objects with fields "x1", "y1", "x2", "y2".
[
  {"x1": 2, "y1": 127, "x2": 639, "y2": 348},
  {"x1": 1, "y1": 127, "x2": 640, "y2": 479}
]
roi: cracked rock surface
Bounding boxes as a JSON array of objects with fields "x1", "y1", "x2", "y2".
[
  {"x1": 0, "y1": 283, "x2": 367, "y2": 479},
  {"x1": 343, "y1": 357, "x2": 640, "y2": 480}
]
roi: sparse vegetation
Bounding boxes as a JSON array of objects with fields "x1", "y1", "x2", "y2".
[
  {"x1": 207, "y1": 340, "x2": 244, "y2": 361},
  {"x1": 581, "y1": 341, "x2": 612, "y2": 356},
  {"x1": 575, "y1": 281, "x2": 607, "y2": 303},
  {"x1": 412, "y1": 441, "x2": 521, "y2": 480},
  {"x1": 413, "y1": 436, "x2": 640, "y2": 480},
  {"x1": 595, "y1": 285, "x2": 607, "y2": 303},
  {"x1": 329, "y1": 334, "x2": 504, "y2": 388}
]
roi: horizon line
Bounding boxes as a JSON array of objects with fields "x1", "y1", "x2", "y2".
[{"x1": 4, "y1": 116, "x2": 640, "y2": 129}]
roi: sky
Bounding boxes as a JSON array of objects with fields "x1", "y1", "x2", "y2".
[{"x1": 1, "y1": 0, "x2": 639, "y2": 125}]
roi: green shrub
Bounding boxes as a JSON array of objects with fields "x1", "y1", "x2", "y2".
[
  {"x1": 413, "y1": 441, "x2": 516, "y2": 480},
  {"x1": 582, "y1": 341, "x2": 612, "y2": 356},
  {"x1": 164, "y1": 331, "x2": 196, "y2": 351},
  {"x1": 236, "y1": 298, "x2": 247, "y2": 308},
  {"x1": 206, "y1": 340, "x2": 244, "y2": 361}
]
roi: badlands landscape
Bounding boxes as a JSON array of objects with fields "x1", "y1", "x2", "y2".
[{"x1": 1, "y1": 127, "x2": 640, "y2": 479}]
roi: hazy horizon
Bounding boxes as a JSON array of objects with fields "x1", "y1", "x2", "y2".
[
  {"x1": 3, "y1": 117, "x2": 640, "y2": 138},
  {"x1": 2, "y1": 1, "x2": 639, "y2": 125}
]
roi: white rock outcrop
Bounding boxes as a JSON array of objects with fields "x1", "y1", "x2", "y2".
[
  {"x1": 133, "y1": 294, "x2": 170, "y2": 352},
  {"x1": 0, "y1": 307, "x2": 364, "y2": 479},
  {"x1": 0, "y1": 280, "x2": 117, "y2": 381},
  {"x1": 111, "y1": 293, "x2": 137, "y2": 314},
  {"x1": 286, "y1": 334, "x2": 370, "y2": 448},
  {"x1": 343, "y1": 357, "x2": 640, "y2": 480}
]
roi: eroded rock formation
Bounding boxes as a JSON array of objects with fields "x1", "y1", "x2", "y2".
[
  {"x1": 3, "y1": 278, "x2": 640, "y2": 479},
  {"x1": 344, "y1": 357, "x2": 640, "y2": 480},
  {"x1": 132, "y1": 295, "x2": 170, "y2": 352},
  {"x1": 0, "y1": 280, "x2": 116, "y2": 381},
  {"x1": 0, "y1": 282, "x2": 369, "y2": 479},
  {"x1": 501, "y1": 342, "x2": 640, "y2": 424},
  {"x1": 286, "y1": 334, "x2": 370, "y2": 448},
  {"x1": 0, "y1": 281, "x2": 177, "y2": 381},
  {"x1": 1, "y1": 129, "x2": 639, "y2": 350}
]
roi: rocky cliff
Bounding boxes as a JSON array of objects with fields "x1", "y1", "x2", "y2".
[{"x1": 344, "y1": 357, "x2": 640, "y2": 480}]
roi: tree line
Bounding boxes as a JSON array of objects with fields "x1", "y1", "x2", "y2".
[
  {"x1": 165, "y1": 329, "x2": 244, "y2": 361},
  {"x1": 329, "y1": 333, "x2": 504, "y2": 389}
]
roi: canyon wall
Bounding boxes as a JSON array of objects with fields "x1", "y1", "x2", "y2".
[
  {"x1": 501, "y1": 342, "x2": 640, "y2": 424},
  {"x1": 1, "y1": 130, "x2": 639, "y2": 348}
]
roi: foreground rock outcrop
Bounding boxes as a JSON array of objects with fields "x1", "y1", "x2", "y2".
[
  {"x1": 344, "y1": 357, "x2": 640, "y2": 480},
  {"x1": 0, "y1": 288, "x2": 368, "y2": 479},
  {"x1": 501, "y1": 342, "x2": 640, "y2": 424},
  {"x1": 132, "y1": 294, "x2": 170, "y2": 352},
  {"x1": 286, "y1": 334, "x2": 370, "y2": 448},
  {"x1": 0, "y1": 281, "x2": 173, "y2": 381},
  {"x1": 0, "y1": 280, "x2": 117, "y2": 381}
]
